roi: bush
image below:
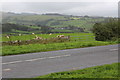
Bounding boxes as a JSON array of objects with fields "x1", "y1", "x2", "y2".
[{"x1": 92, "y1": 19, "x2": 119, "y2": 41}]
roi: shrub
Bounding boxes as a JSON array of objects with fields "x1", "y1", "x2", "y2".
[{"x1": 92, "y1": 19, "x2": 119, "y2": 41}]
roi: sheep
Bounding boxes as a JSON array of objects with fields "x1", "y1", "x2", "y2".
[
  {"x1": 56, "y1": 35, "x2": 70, "y2": 40},
  {"x1": 19, "y1": 34, "x2": 22, "y2": 36},
  {"x1": 6, "y1": 36, "x2": 10, "y2": 39},
  {"x1": 11, "y1": 40, "x2": 22, "y2": 45},
  {"x1": 61, "y1": 36, "x2": 70, "y2": 39},
  {"x1": 56, "y1": 35, "x2": 64, "y2": 38},
  {"x1": 32, "y1": 33, "x2": 35, "y2": 35},
  {"x1": 49, "y1": 33, "x2": 52, "y2": 35},
  {"x1": 33, "y1": 35, "x2": 43, "y2": 40}
]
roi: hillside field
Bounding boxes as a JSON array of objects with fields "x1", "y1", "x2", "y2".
[{"x1": 2, "y1": 12, "x2": 107, "y2": 33}]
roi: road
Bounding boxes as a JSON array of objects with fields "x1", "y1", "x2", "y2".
[{"x1": 2, "y1": 44, "x2": 119, "y2": 78}]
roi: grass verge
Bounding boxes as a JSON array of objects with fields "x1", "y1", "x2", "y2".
[
  {"x1": 37, "y1": 63, "x2": 119, "y2": 78},
  {"x1": 2, "y1": 41, "x2": 115, "y2": 56}
]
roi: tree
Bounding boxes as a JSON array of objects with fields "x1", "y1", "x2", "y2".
[
  {"x1": 2, "y1": 23, "x2": 38, "y2": 33},
  {"x1": 92, "y1": 19, "x2": 119, "y2": 41},
  {"x1": 39, "y1": 25, "x2": 51, "y2": 34}
]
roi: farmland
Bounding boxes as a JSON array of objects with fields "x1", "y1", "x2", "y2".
[
  {"x1": 2, "y1": 12, "x2": 107, "y2": 34},
  {"x1": 1, "y1": 3, "x2": 119, "y2": 79},
  {"x1": 1, "y1": 12, "x2": 118, "y2": 56},
  {"x1": 2, "y1": 33, "x2": 117, "y2": 56},
  {"x1": 2, "y1": 33, "x2": 94, "y2": 42}
]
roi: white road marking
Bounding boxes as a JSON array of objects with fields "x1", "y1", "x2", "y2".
[
  {"x1": 3, "y1": 68, "x2": 11, "y2": 71},
  {"x1": 109, "y1": 49, "x2": 118, "y2": 51},
  {"x1": 2, "y1": 54, "x2": 71, "y2": 65},
  {"x1": 48, "y1": 56, "x2": 57, "y2": 59},
  {"x1": 2, "y1": 60, "x2": 22, "y2": 65},
  {"x1": 53, "y1": 56, "x2": 61, "y2": 58},
  {"x1": 48, "y1": 56, "x2": 61, "y2": 59},
  {"x1": 48, "y1": 55, "x2": 71, "y2": 59},
  {"x1": 62, "y1": 54, "x2": 71, "y2": 57},
  {"x1": 25, "y1": 57, "x2": 46, "y2": 62}
]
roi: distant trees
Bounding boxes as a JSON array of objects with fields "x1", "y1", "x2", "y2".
[
  {"x1": 92, "y1": 19, "x2": 119, "y2": 41},
  {"x1": 2, "y1": 23, "x2": 28, "y2": 32},
  {"x1": 2, "y1": 23, "x2": 39, "y2": 33},
  {"x1": 38, "y1": 25, "x2": 51, "y2": 34}
]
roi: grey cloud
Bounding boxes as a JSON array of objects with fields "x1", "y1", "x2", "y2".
[{"x1": 2, "y1": 2, "x2": 118, "y2": 17}]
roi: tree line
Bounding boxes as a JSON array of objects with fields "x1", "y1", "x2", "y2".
[
  {"x1": 2, "y1": 23, "x2": 39, "y2": 33},
  {"x1": 2, "y1": 23, "x2": 85, "y2": 34}
]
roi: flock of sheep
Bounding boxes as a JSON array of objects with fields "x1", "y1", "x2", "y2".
[{"x1": 3, "y1": 33, "x2": 70, "y2": 46}]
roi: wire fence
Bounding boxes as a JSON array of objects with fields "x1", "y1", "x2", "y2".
[{"x1": 70, "y1": 35, "x2": 95, "y2": 41}]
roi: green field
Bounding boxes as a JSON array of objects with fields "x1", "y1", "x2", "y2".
[
  {"x1": 37, "y1": 63, "x2": 119, "y2": 78},
  {"x1": 2, "y1": 33, "x2": 94, "y2": 42},
  {"x1": 2, "y1": 33, "x2": 117, "y2": 56}
]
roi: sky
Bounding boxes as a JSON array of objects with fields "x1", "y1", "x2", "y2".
[{"x1": 0, "y1": 0, "x2": 119, "y2": 17}]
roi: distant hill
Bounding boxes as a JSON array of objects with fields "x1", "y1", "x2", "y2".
[{"x1": 2, "y1": 12, "x2": 111, "y2": 34}]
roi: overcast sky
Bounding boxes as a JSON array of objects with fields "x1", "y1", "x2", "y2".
[{"x1": 1, "y1": 0, "x2": 119, "y2": 17}]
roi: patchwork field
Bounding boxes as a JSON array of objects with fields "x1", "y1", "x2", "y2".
[{"x1": 2, "y1": 12, "x2": 106, "y2": 34}]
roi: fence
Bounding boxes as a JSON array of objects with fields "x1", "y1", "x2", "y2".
[{"x1": 70, "y1": 35, "x2": 95, "y2": 41}]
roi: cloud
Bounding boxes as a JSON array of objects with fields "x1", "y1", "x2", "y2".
[
  {"x1": 63, "y1": 2, "x2": 118, "y2": 17},
  {"x1": 0, "y1": 0, "x2": 119, "y2": 2},
  {"x1": 1, "y1": 2, "x2": 118, "y2": 17}
]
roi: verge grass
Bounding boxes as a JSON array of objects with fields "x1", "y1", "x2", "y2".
[
  {"x1": 37, "y1": 63, "x2": 119, "y2": 78},
  {"x1": 2, "y1": 41, "x2": 113, "y2": 56}
]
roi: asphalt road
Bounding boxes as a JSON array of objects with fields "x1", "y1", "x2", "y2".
[{"x1": 2, "y1": 44, "x2": 119, "y2": 78}]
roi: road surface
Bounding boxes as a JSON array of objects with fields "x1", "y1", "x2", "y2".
[{"x1": 2, "y1": 44, "x2": 119, "y2": 78}]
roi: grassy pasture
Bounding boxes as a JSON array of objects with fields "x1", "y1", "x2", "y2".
[
  {"x1": 2, "y1": 33, "x2": 94, "y2": 42},
  {"x1": 1, "y1": 33, "x2": 117, "y2": 56},
  {"x1": 37, "y1": 63, "x2": 119, "y2": 78}
]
